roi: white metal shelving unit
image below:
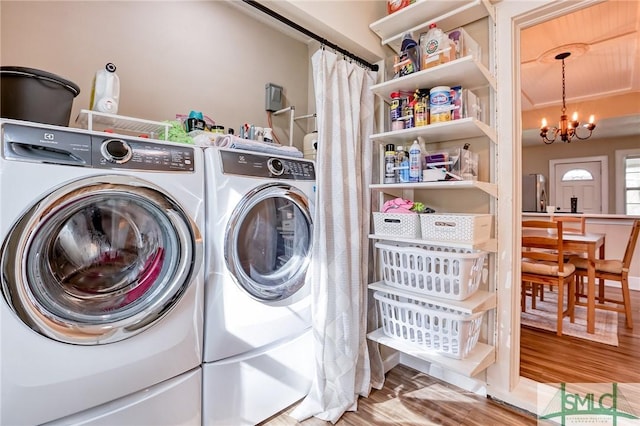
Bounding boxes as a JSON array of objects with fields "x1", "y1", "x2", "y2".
[
  {"x1": 369, "y1": 0, "x2": 494, "y2": 52},
  {"x1": 368, "y1": 234, "x2": 497, "y2": 253},
  {"x1": 370, "y1": 117, "x2": 496, "y2": 146},
  {"x1": 371, "y1": 180, "x2": 497, "y2": 197},
  {"x1": 367, "y1": 1, "x2": 498, "y2": 378},
  {"x1": 371, "y1": 56, "x2": 496, "y2": 99}
]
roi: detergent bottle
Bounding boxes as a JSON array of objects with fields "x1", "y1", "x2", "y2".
[{"x1": 90, "y1": 63, "x2": 120, "y2": 114}]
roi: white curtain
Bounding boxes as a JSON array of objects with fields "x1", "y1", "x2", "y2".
[{"x1": 290, "y1": 49, "x2": 384, "y2": 423}]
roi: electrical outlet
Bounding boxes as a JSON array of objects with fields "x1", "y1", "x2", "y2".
[{"x1": 265, "y1": 83, "x2": 283, "y2": 112}]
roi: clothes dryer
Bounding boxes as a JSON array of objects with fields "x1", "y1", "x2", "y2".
[
  {"x1": 0, "y1": 119, "x2": 204, "y2": 425},
  {"x1": 202, "y1": 147, "x2": 315, "y2": 426}
]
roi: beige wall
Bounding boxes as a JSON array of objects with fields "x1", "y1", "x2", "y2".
[
  {"x1": 263, "y1": 0, "x2": 388, "y2": 64},
  {"x1": 0, "y1": 1, "x2": 310, "y2": 149},
  {"x1": 522, "y1": 135, "x2": 639, "y2": 213}
]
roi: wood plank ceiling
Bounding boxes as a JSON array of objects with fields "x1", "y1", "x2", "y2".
[{"x1": 520, "y1": 1, "x2": 640, "y2": 144}]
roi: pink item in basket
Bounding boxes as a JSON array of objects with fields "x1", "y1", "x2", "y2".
[{"x1": 381, "y1": 198, "x2": 415, "y2": 214}]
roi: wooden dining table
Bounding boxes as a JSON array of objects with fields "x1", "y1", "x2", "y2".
[{"x1": 523, "y1": 230, "x2": 606, "y2": 334}]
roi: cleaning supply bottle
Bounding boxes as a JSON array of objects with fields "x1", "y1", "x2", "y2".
[
  {"x1": 384, "y1": 144, "x2": 396, "y2": 184},
  {"x1": 185, "y1": 110, "x2": 206, "y2": 133},
  {"x1": 400, "y1": 149, "x2": 410, "y2": 183},
  {"x1": 399, "y1": 32, "x2": 419, "y2": 76},
  {"x1": 404, "y1": 96, "x2": 416, "y2": 129},
  {"x1": 414, "y1": 89, "x2": 428, "y2": 127},
  {"x1": 395, "y1": 145, "x2": 405, "y2": 183},
  {"x1": 409, "y1": 139, "x2": 422, "y2": 182},
  {"x1": 420, "y1": 23, "x2": 455, "y2": 69},
  {"x1": 390, "y1": 91, "x2": 404, "y2": 131},
  {"x1": 90, "y1": 63, "x2": 120, "y2": 114}
]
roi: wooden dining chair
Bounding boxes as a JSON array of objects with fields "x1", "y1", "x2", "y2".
[
  {"x1": 552, "y1": 215, "x2": 586, "y2": 235},
  {"x1": 522, "y1": 220, "x2": 576, "y2": 336},
  {"x1": 553, "y1": 216, "x2": 588, "y2": 263},
  {"x1": 570, "y1": 219, "x2": 640, "y2": 329},
  {"x1": 537, "y1": 216, "x2": 587, "y2": 298}
]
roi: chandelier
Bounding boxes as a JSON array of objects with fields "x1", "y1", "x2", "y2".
[{"x1": 540, "y1": 52, "x2": 596, "y2": 144}]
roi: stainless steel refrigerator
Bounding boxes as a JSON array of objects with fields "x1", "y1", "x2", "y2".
[{"x1": 522, "y1": 173, "x2": 547, "y2": 212}]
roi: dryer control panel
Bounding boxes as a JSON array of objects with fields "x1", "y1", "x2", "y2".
[{"x1": 221, "y1": 150, "x2": 315, "y2": 180}]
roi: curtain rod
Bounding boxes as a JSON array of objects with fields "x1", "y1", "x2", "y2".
[{"x1": 241, "y1": 0, "x2": 379, "y2": 72}]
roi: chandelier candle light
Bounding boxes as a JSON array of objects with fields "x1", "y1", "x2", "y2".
[{"x1": 540, "y1": 52, "x2": 596, "y2": 144}]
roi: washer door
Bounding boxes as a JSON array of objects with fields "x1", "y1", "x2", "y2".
[
  {"x1": 1, "y1": 175, "x2": 201, "y2": 345},
  {"x1": 225, "y1": 183, "x2": 313, "y2": 302}
]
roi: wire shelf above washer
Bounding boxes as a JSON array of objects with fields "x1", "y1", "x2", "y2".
[{"x1": 76, "y1": 109, "x2": 170, "y2": 140}]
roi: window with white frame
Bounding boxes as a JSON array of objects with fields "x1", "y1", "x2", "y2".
[
  {"x1": 625, "y1": 155, "x2": 640, "y2": 215},
  {"x1": 616, "y1": 149, "x2": 640, "y2": 215}
]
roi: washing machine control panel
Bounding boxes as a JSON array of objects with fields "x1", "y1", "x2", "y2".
[
  {"x1": 221, "y1": 150, "x2": 315, "y2": 180},
  {"x1": 93, "y1": 137, "x2": 195, "y2": 172},
  {"x1": 100, "y1": 139, "x2": 133, "y2": 164},
  {"x1": 1, "y1": 121, "x2": 195, "y2": 172}
]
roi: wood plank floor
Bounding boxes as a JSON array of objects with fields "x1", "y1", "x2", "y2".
[
  {"x1": 260, "y1": 364, "x2": 536, "y2": 425},
  {"x1": 520, "y1": 288, "x2": 640, "y2": 383},
  {"x1": 262, "y1": 288, "x2": 637, "y2": 425}
]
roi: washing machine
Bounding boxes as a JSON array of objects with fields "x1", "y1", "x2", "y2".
[
  {"x1": 202, "y1": 147, "x2": 316, "y2": 426},
  {"x1": 0, "y1": 119, "x2": 204, "y2": 425}
]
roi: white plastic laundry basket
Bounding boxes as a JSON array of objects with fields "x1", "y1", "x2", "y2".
[
  {"x1": 374, "y1": 291, "x2": 484, "y2": 359},
  {"x1": 376, "y1": 242, "x2": 487, "y2": 300}
]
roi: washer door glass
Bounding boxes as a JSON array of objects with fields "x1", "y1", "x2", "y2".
[
  {"x1": 225, "y1": 183, "x2": 313, "y2": 301},
  {"x1": 1, "y1": 175, "x2": 200, "y2": 345}
]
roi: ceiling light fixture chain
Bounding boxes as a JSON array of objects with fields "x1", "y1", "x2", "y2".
[
  {"x1": 540, "y1": 51, "x2": 596, "y2": 144},
  {"x1": 561, "y1": 55, "x2": 566, "y2": 116}
]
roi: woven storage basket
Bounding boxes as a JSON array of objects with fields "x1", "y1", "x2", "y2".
[
  {"x1": 373, "y1": 212, "x2": 421, "y2": 238},
  {"x1": 374, "y1": 291, "x2": 484, "y2": 359},
  {"x1": 376, "y1": 242, "x2": 487, "y2": 300},
  {"x1": 420, "y1": 213, "x2": 492, "y2": 243}
]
